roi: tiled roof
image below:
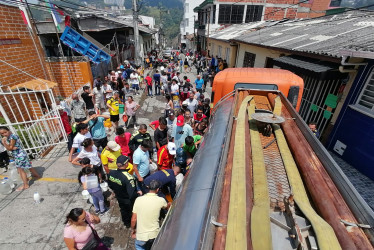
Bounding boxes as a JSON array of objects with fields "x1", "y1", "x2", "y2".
[{"x1": 232, "y1": 11, "x2": 374, "y2": 58}]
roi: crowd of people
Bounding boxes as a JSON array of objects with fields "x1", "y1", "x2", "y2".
[{"x1": 58, "y1": 53, "x2": 214, "y2": 250}]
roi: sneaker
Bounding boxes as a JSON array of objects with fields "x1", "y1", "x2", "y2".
[
  {"x1": 95, "y1": 209, "x2": 100, "y2": 214},
  {"x1": 100, "y1": 208, "x2": 109, "y2": 215}
]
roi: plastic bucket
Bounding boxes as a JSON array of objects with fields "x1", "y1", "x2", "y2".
[
  {"x1": 82, "y1": 190, "x2": 90, "y2": 199},
  {"x1": 119, "y1": 104, "x2": 125, "y2": 114},
  {"x1": 100, "y1": 182, "x2": 108, "y2": 192}
]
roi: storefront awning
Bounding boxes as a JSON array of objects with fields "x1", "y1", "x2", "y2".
[{"x1": 10, "y1": 78, "x2": 58, "y2": 91}]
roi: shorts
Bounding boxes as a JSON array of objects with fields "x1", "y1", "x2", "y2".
[
  {"x1": 110, "y1": 114, "x2": 119, "y2": 122},
  {"x1": 95, "y1": 102, "x2": 105, "y2": 110},
  {"x1": 184, "y1": 65, "x2": 188, "y2": 68},
  {"x1": 132, "y1": 84, "x2": 139, "y2": 90},
  {"x1": 75, "y1": 117, "x2": 86, "y2": 123},
  {"x1": 93, "y1": 137, "x2": 108, "y2": 149}
]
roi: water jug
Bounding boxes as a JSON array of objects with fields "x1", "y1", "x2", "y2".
[
  {"x1": 84, "y1": 175, "x2": 99, "y2": 190},
  {"x1": 4, "y1": 177, "x2": 14, "y2": 189},
  {"x1": 33, "y1": 192, "x2": 41, "y2": 203},
  {"x1": 0, "y1": 178, "x2": 12, "y2": 195},
  {"x1": 10, "y1": 168, "x2": 21, "y2": 184},
  {"x1": 82, "y1": 190, "x2": 90, "y2": 199},
  {"x1": 100, "y1": 182, "x2": 108, "y2": 192},
  {"x1": 8, "y1": 160, "x2": 16, "y2": 170}
]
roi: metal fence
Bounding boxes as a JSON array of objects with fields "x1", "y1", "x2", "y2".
[{"x1": 0, "y1": 82, "x2": 68, "y2": 159}]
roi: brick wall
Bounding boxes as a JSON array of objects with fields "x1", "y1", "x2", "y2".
[
  {"x1": 47, "y1": 60, "x2": 93, "y2": 98},
  {"x1": 0, "y1": 4, "x2": 50, "y2": 87},
  {"x1": 0, "y1": 4, "x2": 52, "y2": 123}
]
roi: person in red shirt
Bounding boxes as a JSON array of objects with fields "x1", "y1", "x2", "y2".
[
  {"x1": 193, "y1": 106, "x2": 207, "y2": 125},
  {"x1": 157, "y1": 142, "x2": 176, "y2": 170},
  {"x1": 149, "y1": 117, "x2": 161, "y2": 131},
  {"x1": 115, "y1": 127, "x2": 131, "y2": 157},
  {"x1": 145, "y1": 73, "x2": 153, "y2": 97},
  {"x1": 56, "y1": 106, "x2": 73, "y2": 152}
]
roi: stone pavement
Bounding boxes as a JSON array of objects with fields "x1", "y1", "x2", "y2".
[
  {"x1": 0, "y1": 67, "x2": 209, "y2": 250},
  {"x1": 330, "y1": 152, "x2": 374, "y2": 211}
]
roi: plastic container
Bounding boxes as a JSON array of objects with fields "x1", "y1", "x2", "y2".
[
  {"x1": 10, "y1": 168, "x2": 21, "y2": 184},
  {"x1": 119, "y1": 104, "x2": 125, "y2": 114},
  {"x1": 85, "y1": 175, "x2": 99, "y2": 189},
  {"x1": 4, "y1": 177, "x2": 14, "y2": 189},
  {"x1": 100, "y1": 182, "x2": 108, "y2": 192},
  {"x1": 82, "y1": 190, "x2": 90, "y2": 199},
  {"x1": 0, "y1": 178, "x2": 12, "y2": 195},
  {"x1": 104, "y1": 119, "x2": 112, "y2": 128},
  {"x1": 8, "y1": 160, "x2": 16, "y2": 170},
  {"x1": 34, "y1": 192, "x2": 41, "y2": 203}
]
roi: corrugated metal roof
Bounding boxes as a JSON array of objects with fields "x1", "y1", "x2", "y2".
[
  {"x1": 233, "y1": 11, "x2": 374, "y2": 58},
  {"x1": 209, "y1": 21, "x2": 278, "y2": 41}
]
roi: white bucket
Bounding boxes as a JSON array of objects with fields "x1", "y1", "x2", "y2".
[
  {"x1": 82, "y1": 190, "x2": 90, "y2": 199},
  {"x1": 100, "y1": 182, "x2": 108, "y2": 192}
]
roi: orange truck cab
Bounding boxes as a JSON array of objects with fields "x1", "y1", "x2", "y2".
[{"x1": 211, "y1": 68, "x2": 304, "y2": 111}]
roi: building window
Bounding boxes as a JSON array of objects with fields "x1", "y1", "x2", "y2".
[
  {"x1": 330, "y1": 0, "x2": 342, "y2": 7},
  {"x1": 185, "y1": 3, "x2": 189, "y2": 13},
  {"x1": 243, "y1": 52, "x2": 256, "y2": 67},
  {"x1": 185, "y1": 18, "x2": 189, "y2": 27},
  {"x1": 225, "y1": 47, "x2": 230, "y2": 62},
  {"x1": 212, "y1": 5, "x2": 216, "y2": 24},
  {"x1": 245, "y1": 5, "x2": 263, "y2": 23},
  {"x1": 356, "y1": 70, "x2": 374, "y2": 113},
  {"x1": 218, "y1": 46, "x2": 222, "y2": 58},
  {"x1": 218, "y1": 4, "x2": 245, "y2": 24}
]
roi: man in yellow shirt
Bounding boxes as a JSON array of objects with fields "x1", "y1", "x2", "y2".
[
  {"x1": 107, "y1": 91, "x2": 120, "y2": 129},
  {"x1": 101, "y1": 141, "x2": 122, "y2": 173}
]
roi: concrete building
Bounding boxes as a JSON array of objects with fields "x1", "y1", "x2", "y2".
[
  {"x1": 193, "y1": 0, "x2": 334, "y2": 53},
  {"x1": 180, "y1": 0, "x2": 205, "y2": 50}
]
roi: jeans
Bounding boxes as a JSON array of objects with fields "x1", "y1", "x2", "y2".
[
  {"x1": 117, "y1": 197, "x2": 135, "y2": 226},
  {"x1": 135, "y1": 239, "x2": 154, "y2": 250},
  {"x1": 67, "y1": 133, "x2": 74, "y2": 152},
  {"x1": 155, "y1": 81, "x2": 160, "y2": 95},
  {"x1": 90, "y1": 189, "x2": 105, "y2": 212},
  {"x1": 147, "y1": 85, "x2": 153, "y2": 96}
]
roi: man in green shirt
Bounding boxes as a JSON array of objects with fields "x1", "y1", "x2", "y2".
[{"x1": 182, "y1": 135, "x2": 203, "y2": 158}]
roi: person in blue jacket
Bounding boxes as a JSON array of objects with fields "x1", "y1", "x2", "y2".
[{"x1": 144, "y1": 166, "x2": 181, "y2": 199}]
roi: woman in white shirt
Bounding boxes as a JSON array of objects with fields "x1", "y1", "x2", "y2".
[{"x1": 71, "y1": 138, "x2": 101, "y2": 168}]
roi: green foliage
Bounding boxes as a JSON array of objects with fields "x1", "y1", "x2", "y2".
[{"x1": 139, "y1": 6, "x2": 183, "y2": 42}]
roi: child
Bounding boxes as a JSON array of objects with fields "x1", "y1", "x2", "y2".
[
  {"x1": 115, "y1": 127, "x2": 131, "y2": 157},
  {"x1": 78, "y1": 162, "x2": 107, "y2": 214},
  {"x1": 182, "y1": 135, "x2": 203, "y2": 158}
]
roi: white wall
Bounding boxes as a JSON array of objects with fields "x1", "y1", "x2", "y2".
[
  {"x1": 235, "y1": 43, "x2": 288, "y2": 68},
  {"x1": 180, "y1": 0, "x2": 205, "y2": 37}
]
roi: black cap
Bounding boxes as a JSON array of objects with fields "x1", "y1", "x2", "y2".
[
  {"x1": 117, "y1": 155, "x2": 129, "y2": 165},
  {"x1": 169, "y1": 110, "x2": 175, "y2": 115}
]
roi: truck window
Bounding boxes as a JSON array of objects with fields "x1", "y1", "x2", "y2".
[{"x1": 234, "y1": 83, "x2": 278, "y2": 90}]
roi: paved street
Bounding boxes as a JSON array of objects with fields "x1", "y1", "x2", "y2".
[{"x1": 0, "y1": 67, "x2": 209, "y2": 250}]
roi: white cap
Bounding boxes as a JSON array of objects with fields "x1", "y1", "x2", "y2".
[
  {"x1": 107, "y1": 141, "x2": 120, "y2": 151},
  {"x1": 167, "y1": 142, "x2": 176, "y2": 155}
]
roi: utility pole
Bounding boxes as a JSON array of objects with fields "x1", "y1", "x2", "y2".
[{"x1": 132, "y1": 0, "x2": 141, "y2": 65}]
